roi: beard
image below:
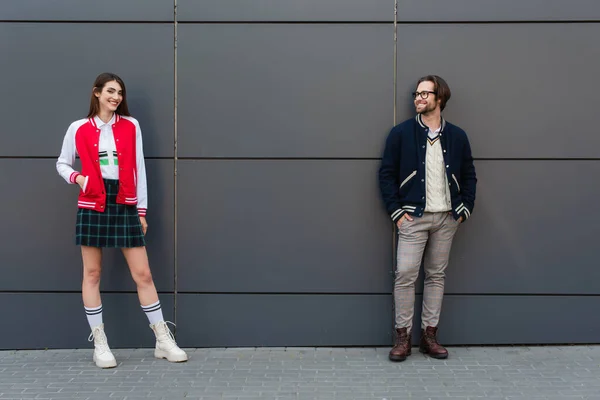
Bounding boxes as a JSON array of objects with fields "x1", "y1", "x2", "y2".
[{"x1": 415, "y1": 102, "x2": 436, "y2": 115}]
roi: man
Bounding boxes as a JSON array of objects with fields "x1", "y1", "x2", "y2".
[{"x1": 378, "y1": 75, "x2": 476, "y2": 361}]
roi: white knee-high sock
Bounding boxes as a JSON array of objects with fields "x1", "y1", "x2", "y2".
[
  {"x1": 141, "y1": 300, "x2": 164, "y2": 325},
  {"x1": 85, "y1": 305, "x2": 103, "y2": 330}
]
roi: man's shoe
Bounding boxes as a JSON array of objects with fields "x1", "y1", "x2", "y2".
[
  {"x1": 389, "y1": 327, "x2": 412, "y2": 362},
  {"x1": 419, "y1": 326, "x2": 448, "y2": 359}
]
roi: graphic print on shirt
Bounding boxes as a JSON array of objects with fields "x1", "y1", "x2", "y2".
[{"x1": 98, "y1": 150, "x2": 119, "y2": 166}]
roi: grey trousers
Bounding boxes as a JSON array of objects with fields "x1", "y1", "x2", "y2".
[{"x1": 394, "y1": 212, "x2": 460, "y2": 331}]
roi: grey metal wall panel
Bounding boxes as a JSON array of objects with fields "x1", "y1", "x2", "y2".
[
  {"x1": 437, "y1": 295, "x2": 600, "y2": 345},
  {"x1": 0, "y1": 293, "x2": 174, "y2": 350},
  {"x1": 0, "y1": 1, "x2": 173, "y2": 21},
  {"x1": 445, "y1": 160, "x2": 600, "y2": 294},
  {"x1": 0, "y1": 159, "x2": 174, "y2": 292},
  {"x1": 396, "y1": 24, "x2": 600, "y2": 158},
  {"x1": 178, "y1": 24, "x2": 392, "y2": 158},
  {"x1": 397, "y1": 0, "x2": 600, "y2": 21},
  {"x1": 0, "y1": 23, "x2": 174, "y2": 157},
  {"x1": 176, "y1": 294, "x2": 392, "y2": 347},
  {"x1": 178, "y1": 0, "x2": 391, "y2": 21},
  {"x1": 177, "y1": 160, "x2": 393, "y2": 293},
  {"x1": 177, "y1": 294, "x2": 600, "y2": 347}
]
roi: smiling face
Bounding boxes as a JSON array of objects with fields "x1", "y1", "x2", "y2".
[
  {"x1": 86, "y1": 73, "x2": 130, "y2": 119},
  {"x1": 413, "y1": 80, "x2": 440, "y2": 116},
  {"x1": 94, "y1": 80, "x2": 123, "y2": 115}
]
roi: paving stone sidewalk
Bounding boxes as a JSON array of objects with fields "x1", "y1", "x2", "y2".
[{"x1": 1, "y1": 346, "x2": 600, "y2": 399}]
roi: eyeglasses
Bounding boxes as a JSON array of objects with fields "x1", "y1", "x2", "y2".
[{"x1": 412, "y1": 91, "x2": 436, "y2": 100}]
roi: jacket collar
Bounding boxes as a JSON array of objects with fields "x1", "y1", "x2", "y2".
[{"x1": 416, "y1": 114, "x2": 446, "y2": 132}]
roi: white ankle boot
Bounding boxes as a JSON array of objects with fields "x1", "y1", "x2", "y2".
[
  {"x1": 88, "y1": 324, "x2": 117, "y2": 368},
  {"x1": 150, "y1": 321, "x2": 188, "y2": 362}
]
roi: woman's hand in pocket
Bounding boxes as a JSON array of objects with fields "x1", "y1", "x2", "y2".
[{"x1": 76, "y1": 175, "x2": 86, "y2": 191}]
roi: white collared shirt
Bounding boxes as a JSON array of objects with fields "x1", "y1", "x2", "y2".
[{"x1": 94, "y1": 115, "x2": 119, "y2": 180}]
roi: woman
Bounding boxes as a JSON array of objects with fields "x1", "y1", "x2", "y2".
[{"x1": 56, "y1": 72, "x2": 187, "y2": 368}]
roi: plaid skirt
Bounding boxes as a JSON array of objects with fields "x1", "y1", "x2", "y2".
[{"x1": 76, "y1": 179, "x2": 146, "y2": 248}]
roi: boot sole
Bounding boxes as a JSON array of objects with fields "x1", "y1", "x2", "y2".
[
  {"x1": 155, "y1": 349, "x2": 188, "y2": 363},
  {"x1": 419, "y1": 347, "x2": 448, "y2": 359},
  {"x1": 93, "y1": 355, "x2": 117, "y2": 369},
  {"x1": 388, "y1": 349, "x2": 411, "y2": 362}
]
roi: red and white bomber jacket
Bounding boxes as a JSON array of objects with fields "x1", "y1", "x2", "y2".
[{"x1": 56, "y1": 114, "x2": 148, "y2": 217}]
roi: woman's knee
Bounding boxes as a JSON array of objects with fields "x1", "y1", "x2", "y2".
[
  {"x1": 133, "y1": 267, "x2": 154, "y2": 287},
  {"x1": 83, "y1": 267, "x2": 101, "y2": 286}
]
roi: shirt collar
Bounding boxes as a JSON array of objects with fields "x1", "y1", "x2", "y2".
[{"x1": 93, "y1": 114, "x2": 116, "y2": 128}]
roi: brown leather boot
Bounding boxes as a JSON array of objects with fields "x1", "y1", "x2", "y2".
[
  {"x1": 419, "y1": 326, "x2": 448, "y2": 359},
  {"x1": 389, "y1": 327, "x2": 411, "y2": 362}
]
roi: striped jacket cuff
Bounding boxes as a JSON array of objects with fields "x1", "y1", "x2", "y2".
[
  {"x1": 69, "y1": 172, "x2": 81, "y2": 184},
  {"x1": 138, "y1": 208, "x2": 147, "y2": 217},
  {"x1": 455, "y1": 203, "x2": 471, "y2": 220},
  {"x1": 390, "y1": 208, "x2": 406, "y2": 223}
]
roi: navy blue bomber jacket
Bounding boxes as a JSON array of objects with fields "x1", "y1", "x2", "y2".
[{"x1": 378, "y1": 114, "x2": 477, "y2": 223}]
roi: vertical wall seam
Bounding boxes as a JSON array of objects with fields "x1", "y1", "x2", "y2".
[{"x1": 173, "y1": 0, "x2": 179, "y2": 334}]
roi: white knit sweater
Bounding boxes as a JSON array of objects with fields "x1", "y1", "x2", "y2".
[{"x1": 424, "y1": 131, "x2": 451, "y2": 212}]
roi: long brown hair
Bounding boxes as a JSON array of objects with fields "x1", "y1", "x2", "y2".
[
  {"x1": 416, "y1": 75, "x2": 451, "y2": 111},
  {"x1": 86, "y1": 72, "x2": 131, "y2": 118}
]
